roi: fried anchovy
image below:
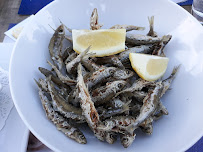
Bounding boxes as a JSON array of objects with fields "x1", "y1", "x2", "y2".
[
  {"x1": 118, "y1": 45, "x2": 155, "y2": 63},
  {"x1": 47, "y1": 78, "x2": 85, "y2": 122},
  {"x1": 120, "y1": 133, "x2": 136, "y2": 148},
  {"x1": 132, "y1": 91, "x2": 148, "y2": 102},
  {"x1": 82, "y1": 56, "x2": 100, "y2": 72},
  {"x1": 38, "y1": 67, "x2": 70, "y2": 89},
  {"x1": 107, "y1": 98, "x2": 126, "y2": 109},
  {"x1": 47, "y1": 61, "x2": 76, "y2": 85},
  {"x1": 77, "y1": 63, "x2": 105, "y2": 141},
  {"x1": 85, "y1": 66, "x2": 117, "y2": 89},
  {"x1": 116, "y1": 79, "x2": 154, "y2": 97},
  {"x1": 153, "y1": 102, "x2": 169, "y2": 120},
  {"x1": 97, "y1": 116, "x2": 136, "y2": 133},
  {"x1": 139, "y1": 101, "x2": 169, "y2": 135},
  {"x1": 161, "y1": 65, "x2": 180, "y2": 96},
  {"x1": 113, "y1": 69, "x2": 134, "y2": 80},
  {"x1": 92, "y1": 80, "x2": 127, "y2": 106},
  {"x1": 153, "y1": 35, "x2": 172, "y2": 56},
  {"x1": 61, "y1": 46, "x2": 73, "y2": 61},
  {"x1": 110, "y1": 24, "x2": 145, "y2": 31},
  {"x1": 65, "y1": 51, "x2": 77, "y2": 64},
  {"x1": 36, "y1": 81, "x2": 86, "y2": 144},
  {"x1": 99, "y1": 101, "x2": 130, "y2": 119},
  {"x1": 126, "y1": 33, "x2": 171, "y2": 45},
  {"x1": 127, "y1": 82, "x2": 163, "y2": 135},
  {"x1": 137, "y1": 67, "x2": 180, "y2": 134},
  {"x1": 66, "y1": 46, "x2": 91, "y2": 74},
  {"x1": 49, "y1": 24, "x2": 65, "y2": 70},
  {"x1": 95, "y1": 55, "x2": 125, "y2": 69}
]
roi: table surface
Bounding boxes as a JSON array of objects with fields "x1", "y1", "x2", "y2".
[{"x1": 0, "y1": 0, "x2": 28, "y2": 42}]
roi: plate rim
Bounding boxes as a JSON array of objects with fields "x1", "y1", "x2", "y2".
[{"x1": 9, "y1": 0, "x2": 203, "y2": 151}]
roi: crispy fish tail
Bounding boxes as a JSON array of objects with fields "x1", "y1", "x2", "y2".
[
  {"x1": 147, "y1": 16, "x2": 157, "y2": 37},
  {"x1": 90, "y1": 8, "x2": 103, "y2": 30}
]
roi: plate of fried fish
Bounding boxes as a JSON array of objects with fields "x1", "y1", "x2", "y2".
[{"x1": 9, "y1": 0, "x2": 203, "y2": 152}]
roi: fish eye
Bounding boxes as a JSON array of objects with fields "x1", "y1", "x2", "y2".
[
  {"x1": 109, "y1": 69, "x2": 114, "y2": 74},
  {"x1": 80, "y1": 135, "x2": 85, "y2": 139},
  {"x1": 126, "y1": 70, "x2": 130, "y2": 74},
  {"x1": 110, "y1": 134, "x2": 114, "y2": 138},
  {"x1": 118, "y1": 83, "x2": 123, "y2": 88}
]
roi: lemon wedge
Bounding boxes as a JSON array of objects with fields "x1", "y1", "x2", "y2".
[
  {"x1": 129, "y1": 53, "x2": 169, "y2": 81},
  {"x1": 72, "y1": 29, "x2": 126, "y2": 57}
]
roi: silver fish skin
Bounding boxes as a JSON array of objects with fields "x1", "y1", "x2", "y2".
[
  {"x1": 66, "y1": 46, "x2": 91, "y2": 74},
  {"x1": 95, "y1": 55, "x2": 125, "y2": 69},
  {"x1": 161, "y1": 65, "x2": 180, "y2": 97},
  {"x1": 92, "y1": 80, "x2": 127, "y2": 106},
  {"x1": 126, "y1": 33, "x2": 163, "y2": 45},
  {"x1": 38, "y1": 67, "x2": 70, "y2": 89},
  {"x1": 38, "y1": 78, "x2": 70, "y2": 102},
  {"x1": 116, "y1": 79, "x2": 154, "y2": 97},
  {"x1": 99, "y1": 101, "x2": 130, "y2": 119},
  {"x1": 118, "y1": 45, "x2": 155, "y2": 63},
  {"x1": 153, "y1": 102, "x2": 169, "y2": 120},
  {"x1": 110, "y1": 24, "x2": 145, "y2": 31},
  {"x1": 77, "y1": 63, "x2": 105, "y2": 141},
  {"x1": 107, "y1": 98, "x2": 126, "y2": 109},
  {"x1": 97, "y1": 116, "x2": 136, "y2": 133},
  {"x1": 61, "y1": 46, "x2": 73, "y2": 61},
  {"x1": 38, "y1": 78, "x2": 48, "y2": 91},
  {"x1": 82, "y1": 56, "x2": 100, "y2": 72},
  {"x1": 139, "y1": 101, "x2": 169, "y2": 135},
  {"x1": 132, "y1": 91, "x2": 148, "y2": 102},
  {"x1": 113, "y1": 69, "x2": 134, "y2": 80},
  {"x1": 39, "y1": 70, "x2": 71, "y2": 98},
  {"x1": 47, "y1": 61, "x2": 76, "y2": 85},
  {"x1": 153, "y1": 35, "x2": 172, "y2": 56},
  {"x1": 49, "y1": 24, "x2": 65, "y2": 70},
  {"x1": 36, "y1": 81, "x2": 86, "y2": 144},
  {"x1": 47, "y1": 79, "x2": 84, "y2": 116},
  {"x1": 65, "y1": 52, "x2": 77, "y2": 64},
  {"x1": 85, "y1": 66, "x2": 117, "y2": 89},
  {"x1": 127, "y1": 82, "x2": 163, "y2": 135}
]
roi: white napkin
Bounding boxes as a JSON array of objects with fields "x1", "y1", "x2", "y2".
[
  {"x1": 0, "y1": 42, "x2": 29, "y2": 152},
  {"x1": 0, "y1": 67, "x2": 13, "y2": 131}
]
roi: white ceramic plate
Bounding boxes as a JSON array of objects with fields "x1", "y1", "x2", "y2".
[{"x1": 9, "y1": 0, "x2": 203, "y2": 151}]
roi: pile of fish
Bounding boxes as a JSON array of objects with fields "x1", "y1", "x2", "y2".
[{"x1": 35, "y1": 8, "x2": 179, "y2": 148}]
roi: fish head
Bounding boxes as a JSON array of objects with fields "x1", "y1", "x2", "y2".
[
  {"x1": 113, "y1": 80, "x2": 127, "y2": 91},
  {"x1": 106, "y1": 67, "x2": 117, "y2": 75},
  {"x1": 75, "y1": 131, "x2": 87, "y2": 144},
  {"x1": 56, "y1": 24, "x2": 65, "y2": 35}
]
